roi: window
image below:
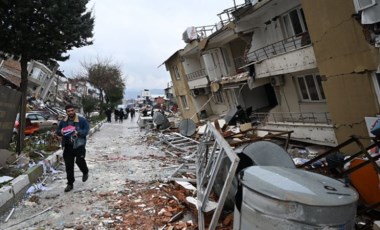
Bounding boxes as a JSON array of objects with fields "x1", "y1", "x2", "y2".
[
  {"x1": 296, "y1": 74, "x2": 325, "y2": 102},
  {"x1": 354, "y1": 0, "x2": 376, "y2": 11},
  {"x1": 372, "y1": 72, "x2": 380, "y2": 105},
  {"x1": 37, "y1": 71, "x2": 47, "y2": 82},
  {"x1": 213, "y1": 91, "x2": 224, "y2": 104},
  {"x1": 180, "y1": 95, "x2": 189, "y2": 110},
  {"x1": 173, "y1": 65, "x2": 180, "y2": 80},
  {"x1": 282, "y1": 8, "x2": 308, "y2": 37}
]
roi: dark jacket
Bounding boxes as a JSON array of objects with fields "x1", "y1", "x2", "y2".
[{"x1": 56, "y1": 115, "x2": 89, "y2": 148}]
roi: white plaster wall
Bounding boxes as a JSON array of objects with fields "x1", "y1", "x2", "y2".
[
  {"x1": 183, "y1": 54, "x2": 201, "y2": 74},
  {"x1": 255, "y1": 46, "x2": 317, "y2": 78},
  {"x1": 191, "y1": 94, "x2": 213, "y2": 118},
  {"x1": 261, "y1": 122, "x2": 338, "y2": 146}
]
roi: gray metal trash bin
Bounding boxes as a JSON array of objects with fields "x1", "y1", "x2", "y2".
[{"x1": 234, "y1": 166, "x2": 358, "y2": 230}]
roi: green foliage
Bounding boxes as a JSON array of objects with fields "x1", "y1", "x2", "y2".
[
  {"x1": 0, "y1": 0, "x2": 94, "y2": 61},
  {"x1": 85, "y1": 60, "x2": 125, "y2": 104},
  {"x1": 82, "y1": 95, "x2": 99, "y2": 117},
  {"x1": 88, "y1": 114, "x2": 106, "y2": 124},
  {"x1": 0, "y1": 0, "x2": 95, "y2": 153}
]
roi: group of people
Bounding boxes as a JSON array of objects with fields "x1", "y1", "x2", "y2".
[{"x1": 105, "y1": 107, "x2": 136, "y2": 123}]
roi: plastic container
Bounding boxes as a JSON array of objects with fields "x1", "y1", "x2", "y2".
[{"x1": 234, "y1": 166, "x2": 358, "y2": 230}]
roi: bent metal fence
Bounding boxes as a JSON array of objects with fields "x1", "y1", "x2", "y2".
[{"x1": 196, "y1": 122, "x2": 240, "y2": 230}]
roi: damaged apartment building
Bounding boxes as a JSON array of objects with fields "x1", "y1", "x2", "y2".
[{"x1": 163, "y1": 0, "x2": 380, "y2": 152}]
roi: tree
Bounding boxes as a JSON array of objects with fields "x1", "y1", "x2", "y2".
[
  {"x1": 82, "y1": 95, "x2": 98, "y2": 117},
  {"x1": 0, "y1": 0, "x2": 95, "y2": 153},
  {"x1": 84, "y1": 59, "x2": 125, "y2": 105}
]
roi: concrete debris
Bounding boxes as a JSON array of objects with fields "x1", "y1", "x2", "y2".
[{"x1": 91, "y1": 180, "x2": 197, "y2": 229}]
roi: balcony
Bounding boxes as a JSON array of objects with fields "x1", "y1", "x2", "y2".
[
  {"x1": 192, "y1": 3, "x2": 246, "y2": 40},
  {"x1": 243, "y1": 32, "x2": 311, "y2": 65},
  {"x1": 186, "y1": 68, "x2": 207, "y2": 81},
  {"x1": 251, "y1": 111, "x2": 337, "y2": 146},
  {"x1": 253, "y1": 111, "x2": 331, "y2": 125}
]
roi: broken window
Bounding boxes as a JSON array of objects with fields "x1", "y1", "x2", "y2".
[
  {"x1": 282, "y1": 7, "x2": 308, "y2": 37},
  {"x1": 296, "y1": 74, "x2": 325, "y2": 102},
  {"x1": 180, "y1": 95, "x2": 189, "y2": 109},
  {"x1": 213, "y1": 90, "x2": 224, "y2": 104}
]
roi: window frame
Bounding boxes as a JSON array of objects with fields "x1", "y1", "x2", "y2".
[
  {"x1": 173, "y1": 65, "x2": 180, "y2": 80},
  {"x1": 372, "y1": 72, "x2": 380, "y2": 106},
  {"x1": 296, "y1": 74, "x2": 326, "y2": 102},
  {"x1": 354, "y1": 0, "x2": 376, "y2": 11},
  {"x1": 281, "y1": 7, "x2": 308, "y2": 38},
  {"x1": 213, "y1": 91, "x2": 224, "y2": 104},
  {"x1": 180, "y1": 95, "x2": 189, "y2": 110}
]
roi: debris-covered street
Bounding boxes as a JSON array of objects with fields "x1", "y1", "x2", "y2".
[{"x1": 0, "y1": 117, "x2": 202, "y2": 230}]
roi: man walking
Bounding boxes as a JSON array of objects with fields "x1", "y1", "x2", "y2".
[{"x1": 56, "y1": 104, "x2": 89, "y2": 192}]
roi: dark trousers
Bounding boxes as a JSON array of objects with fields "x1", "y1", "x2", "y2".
[{"x1": 63, "y1": 145, "x2": 88, "y2": 185}]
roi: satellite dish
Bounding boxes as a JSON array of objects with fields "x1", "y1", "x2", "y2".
[
  {"x1": 179, "y1": 119, "x2": 196, "y2": 137},
  {"x1": 242, "y1": 141, "x2": 295, "y2": 168},
  {"x1": 153, "y1": 112, "x2": 170, "y2": 130},
  {"x1": 153, "y1": 112, "x2": 166, "y2": 125}
]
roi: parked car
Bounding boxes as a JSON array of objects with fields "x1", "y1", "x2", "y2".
[
  {"x1": 29, "y1": 110, "x2": 58, "y2": 120},
  {"x1": 14, "y1": 112, "x2": 58, "y2": 134}
]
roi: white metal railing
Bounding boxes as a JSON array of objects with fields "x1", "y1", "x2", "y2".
[
  {"x1": 236, "y1": 32, "x2": 311, "y2": 66},
  {"x1": 185, "y1": 68, "x2": 207, "y2": 81},
  {"x1": 252, "y1": 111, "x2": 332, "y2": 125}
]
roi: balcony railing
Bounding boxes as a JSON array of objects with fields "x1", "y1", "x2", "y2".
[
  {"x1": 251, "y1": 111, "x2": 332, "y2": 125},
  {"x1": 239, "y1": 32, "x2": 311, "y2": 65},
  {"x1": 186, "y1": 68, "x2": 207, "y2": 81},
  {"x1": 194, "y1": 3, "x2": 247, "y2": 40}
]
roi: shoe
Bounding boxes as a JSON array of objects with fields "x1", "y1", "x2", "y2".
[
  {"x1": 82, "y1": 173, "x2": 88, "y2": 182},
  {"x1": 64, "y1": 184, "x2": 73, "y2": 192}
]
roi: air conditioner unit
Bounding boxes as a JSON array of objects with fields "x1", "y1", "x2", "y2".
[
  {"x1": 182, "y1": 27, "x2": 198, "y2": 43},
  {"x1": 270, "y1": 76, "x2": 285, "y2": 87},
  {"x1": 191, "y1": 88, "x2": 210, "y2": 97}
]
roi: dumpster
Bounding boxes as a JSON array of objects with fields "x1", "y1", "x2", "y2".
[{"x1": 234, "y1": 166, "x2": 358, "y2": 230}]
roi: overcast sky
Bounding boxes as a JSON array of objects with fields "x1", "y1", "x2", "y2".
[{"x1": 58, "y1": 1, "x2": 244, "y2": 93}]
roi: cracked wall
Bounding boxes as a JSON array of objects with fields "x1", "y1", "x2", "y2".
[{"x1": 301, "y1": 0, "x2": 380, "y2": 151}]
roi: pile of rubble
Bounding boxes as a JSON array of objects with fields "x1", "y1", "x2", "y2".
[{"x1": 94, "y1": 180, "x2": 195, "y2": 229}]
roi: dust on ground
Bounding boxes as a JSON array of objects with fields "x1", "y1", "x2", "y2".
[{"x1": 0, "y1": 117, "x2": 201, "y2": 230}]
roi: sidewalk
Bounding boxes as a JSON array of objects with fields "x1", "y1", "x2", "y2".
[{"x1": 0, "y1": 120, "x2": 105, "y2": 217}]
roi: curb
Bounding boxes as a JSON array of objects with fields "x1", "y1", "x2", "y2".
[{"x1": 0, "y1": 120, "x2": 105, "y2": 217}]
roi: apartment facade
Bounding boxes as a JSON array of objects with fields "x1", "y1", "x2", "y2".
[
  {"x1": 229, "y1": 0, "x2": 335, "y2": 146},
  {"x1": 164, "y1": 50, "x2": 198, "y2": 123},
  {"x1": 301, "y1": 0, "x2": 380, "y2": 150},
  {"x1": 164, "y1": 0, "x2": 380, "y2": 148}
]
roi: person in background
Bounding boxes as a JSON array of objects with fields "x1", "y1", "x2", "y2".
[
  {"x1": 105, "y1": 107, "x2": 112, "y2": 122},
  {"x1": 114, "y1": 109, "x2": 119, "y2": 122},
  {"x1": 130, "y1": 107, "x2": 135, "y2": 119},
  {"x1": 118, "y1": 108, "x2": 125, "y2": 123},
  {"x1": 56, "y1": 104, "x2": 89, "y2": 192},
  {"x1": 125, "y1": 107, "x2": 130, "y2": 120}
]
